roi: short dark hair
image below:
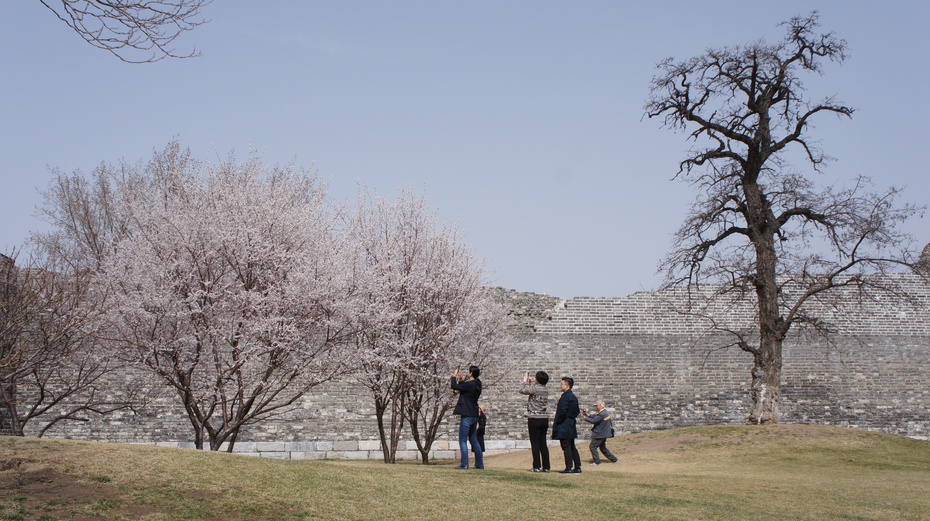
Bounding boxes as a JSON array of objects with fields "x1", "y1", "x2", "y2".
[
  {"x1": 535, "y1": 371, "x2": 549, "y2": 386},
  {"x1": 561, "y1": 376, "x2": 574, "y2": 389},
  {"x1": 469, "y1": 365, "x2": 481, "y2": 379}
]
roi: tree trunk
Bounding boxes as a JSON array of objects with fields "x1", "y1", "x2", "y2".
[
  {"x1": 375, "y1": 402, "x2": 393, "y2": 463},
  {"x1": 748, "y1": 214, "x2": 784, "y2": 424},
  {"x1": 374, "y1": 396, "x2": 404, "y2": 463},
  {"x1": 408, "y1": 419, "x2": 431, "y2": 464},
  {"x1": 0, "y1": 380, "x2": 23, "y2": 436},
  {"x1": 747, "y1": 336, "x2": 782, "y2": 424}
]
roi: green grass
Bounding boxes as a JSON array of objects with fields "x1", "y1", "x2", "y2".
[{"x1": 1, "y1": 424, "x2": 929, "y2": 520}]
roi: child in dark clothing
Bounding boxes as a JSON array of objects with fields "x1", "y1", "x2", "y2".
[{"x1": 474, "y1": 405, "x2": 487, "y2": 453}]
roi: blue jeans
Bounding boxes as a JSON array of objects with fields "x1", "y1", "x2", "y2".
[{"x1": 458, "y1": 416, "x2": 483, "y2": 468}]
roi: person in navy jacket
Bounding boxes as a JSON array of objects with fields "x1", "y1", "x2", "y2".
[
  {"x1": 451, "y1": 365, "x2": 483, "y2": 469},
  {"x1": 552, "y1": 376, "x2": 581, "y2": 474}
]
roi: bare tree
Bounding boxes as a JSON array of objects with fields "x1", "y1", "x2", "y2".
[
  {"x1": 349, "y1": 188, "x2": 512, "y2": 463},
  {"x1": 96, "y1": 147, "x2": 356, "y2": 450},
  {"x1": 0, "y1": 249, "x2": 135, "y2": 437},
  {"x1": 645, "y1": 12, "x2": 924, "y2": 424},
  {"x1": 39, "y1": 0, "x2": 211, "y2": 63}
]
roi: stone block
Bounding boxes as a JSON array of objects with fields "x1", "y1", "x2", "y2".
[
  {"x1": 367, "y1": 451, "x2": 385, "y2": 460},
  {"x1": 259, "y1": 452, "x2": 290, "y2": 460},
  {"x1": 358, "y1": 440, "x2": 382, "y2": 451},
  {"x1": 327, "y1": 451, "x2": 369, "y2": 460},
  {"x1": 432, "y1": 450, "x2": 456, "y2": 460},
  {"x1": 486, "y1": 440, "x2": 515, "y2": 450},
  {"x1": 395, "y1": 450, "x2": 421, "y2": 460},
  {"x1": 256, "y1": 442, "x2": 286, "y2": 452},
  {"x1": 291, "y1": 451, "x2": 326, "y2": 460},
  {"x1": 284, "y1": 441, "x2": 316, "y2": 452},
  {"x1": 232, "y1": 442, "x2": 257, "y2": 453},
  {"x1": 332, "y1": 441, "x2": 357, "y2": 451}
]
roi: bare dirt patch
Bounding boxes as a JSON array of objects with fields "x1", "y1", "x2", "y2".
[{"x1": 0, "y1": 455, "x2": 159, "y2": 520}]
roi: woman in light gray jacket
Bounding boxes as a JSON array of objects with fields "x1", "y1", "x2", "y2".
[
  {"x1": 520, "y1": 371, "x2": 551, "y2": 472},
  {"x1": 581, "y1": 401, "x2": 618, "y2": 464}
]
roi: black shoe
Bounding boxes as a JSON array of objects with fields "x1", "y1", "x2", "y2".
[
  {"x1": 558, "y1": 468, "x2": 574, "y2": 474},
  {"x1": 572, "y1": 468, "x2": 582, "y2": 474},
  {"x1": 473, "y1": 466, "x2": 484, "y2": 470},
  {"x1": 608, "y1": 459, "x2": 618, "y2": 463},
  {"x1": 454, "y1": 465, "x2": 468, "y2": 470}
]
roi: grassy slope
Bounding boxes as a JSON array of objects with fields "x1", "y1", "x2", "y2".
[{"x1": 2, "y1": 424, "x2": 929, "y2": 520}]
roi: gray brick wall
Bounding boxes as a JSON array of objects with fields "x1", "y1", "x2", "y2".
[{"x1": 21, "y1": 274, "x2": 930, "y2": 456}]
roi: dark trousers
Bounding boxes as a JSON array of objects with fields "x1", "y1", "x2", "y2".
[
  {"x1": 589, "y1": 437, "x2": 617, "y2": 463},
  {"x1": 527, "y1": 417, "x2": 550, "y2": 470},
  {"x1": 559, "y1": 438, "x2": 581, "y2": 470}
]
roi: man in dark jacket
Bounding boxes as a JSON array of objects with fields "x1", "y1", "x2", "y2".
[
  {"x1": 451, "y1": 365, "x2": 483, "y2": 469},
  {"x1": 581, "y1": 400, "x2": 618, "y2": 464},
  {"x1": 552, "y1": 376, "x2": 581, "y2": 474}
]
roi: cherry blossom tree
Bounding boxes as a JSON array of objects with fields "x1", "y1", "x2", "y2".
[
  {"x1": 99, "y1": 150, "x2": 356, "y2": 451},
  {"x1": 349, "y1": 188, "x2": 512, "y2": 463},
  {"x1": 35, "y1": 140, "x2": 196, "y2": 273},
  {"x1": 401, "y1": 292, "x2": 511, "y2": 464}
]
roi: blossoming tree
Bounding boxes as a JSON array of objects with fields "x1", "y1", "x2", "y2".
[{"x1": 100, "y1": 151, "x2": 356, "y2": 450}]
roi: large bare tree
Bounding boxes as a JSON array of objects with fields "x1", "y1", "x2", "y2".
[
  {"x1": 39, "y1": 0, "x2": 210, "y2": 63},
  {"x1": 645, "y1": 12, "x2": 923, "y2": 424}
]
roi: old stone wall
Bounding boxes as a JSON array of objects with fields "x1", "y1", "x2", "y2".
[{"x1": 19, "y1": 275, "x2": 930, "y2": 458}]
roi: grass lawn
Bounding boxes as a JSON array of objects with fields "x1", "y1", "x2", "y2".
[{"x1": 2, "y1": 424, "x2": 929, "y2": 520}]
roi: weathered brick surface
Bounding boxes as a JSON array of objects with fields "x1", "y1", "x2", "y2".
[{"x1": 20, "y1": 275, "x2": 930, "y2": 458}]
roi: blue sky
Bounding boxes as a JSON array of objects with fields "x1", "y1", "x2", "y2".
[{"x1": 1, "y1": 1, "x2": 927, "y2": 298}]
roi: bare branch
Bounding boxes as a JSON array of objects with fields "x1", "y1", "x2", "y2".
[{"x1": 39, "y1": 0, "x2": 211, "y2": 63}]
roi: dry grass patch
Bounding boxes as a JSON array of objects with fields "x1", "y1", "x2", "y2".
[{"x1": 2, "y1": 424, "x2": 929, "y2": 520}]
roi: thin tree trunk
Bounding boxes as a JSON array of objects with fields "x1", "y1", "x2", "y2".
[
  {"x1": 388, "y1": 396, "x2": 404, "y2": 462},
  {"x1": 375, "y1": 395, "x2": 404, "y2": 463},
  {"x1": 0, "y1": 381, "x2": 24, "y2": 436},
  {"x1": 375, "y1": 400, "x2": 394, "y2": 463}
]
